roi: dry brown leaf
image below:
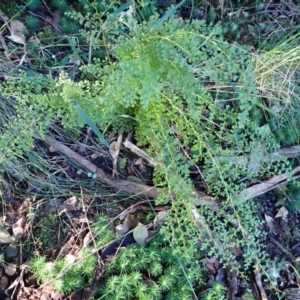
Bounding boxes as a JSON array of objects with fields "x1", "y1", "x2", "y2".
[
  {"x1": 12, "y1": 216, "x2": 26, "y2": 242},
  {"x1": 110, "y1": 135, "x2": 123, "y2": 177},
  {"x1": 7, "y1": 32, "x2": 26, "y2": 44},
  {"x1": 109, "y1": 135, "x2": 123, "y2": 159},
  {"x1": 63, "y1": 196, "x2": 79, "y2": 211},
  {"x1": 5, "y1": 264, "x2": 17, "y2": 276},
  {"x1": 153, "y1": 210, "x2": 168, "y2": 228},
  {"x1": 201, "y1": 257, "x2": 220, "y2": 273},
  {"x1": 133, "y1": 223, "x2": 148, "y2": 245},
  {"x1": 0, "y1": 226, "x2": 13, "y2": 244},
  {"x1": 230, "y1": 245, "x2": 243, "y2": 255},
  {"x1": 5, "y1": 204, "x2": 17, "y2": 224},
  {"x1": 115, "y1": 214, "x2": 139, "y2": 235},
  {"x1": 9, "y1": 20, "x2": 26, "y2": 34},
  {"x1": 265, "y1": 214, "x2": 275, "y2": 232},
  {"x1": 275, "y1": 206, "x2": 289, "y2": 218},
  {"x1": 119, "y1": 206, "x2": 137, "y2": 221}
]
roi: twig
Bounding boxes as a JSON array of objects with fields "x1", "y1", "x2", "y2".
[
  {"x1": 236, "y1": 166, "x2": 300, "y2": 203},
  {"x1": 269, "y1": 236, "x2": 293, "y2": 260},
  {"x1": 41, "y1": 134, "x2": 300, "y2": 204},
  {"x1": 0, "y1": 35, "x2": 9, "y2": 58},
  {"x1": 123, "y1": 138, "x2": 159, "y2": 167},
  {"x1": 40, "y1": 135, "x2": 159, "y2": 198},
  {"x1": 254, "y1": 264, "x2": 268, "y2": 300},
  {"x1": 215, "y1": 145, "x2": 300, "y2": 166}
]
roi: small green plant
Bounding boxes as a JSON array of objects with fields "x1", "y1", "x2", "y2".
[
  {"x1": 92, "y1": 213, "x2": 117, "y2": 248},
  {"x1": 60, "y1": 16, "x2": 80, "y2": 34},
  {"x1": 52, "y1": 0, "x2": 68, "y2": 10},
  {"x1": 29, "y1": 247, "x2": 97, "y2": 294},
  {"x1": 277, "y1": 181, "x2": 300, "y2": 212},
  {"x1": 100, "y1": 232, "x2": 205, "y2": 299},
  {"x1": 28, "y1": 213, "x2": 114, "y2": 294},
  {"x1": 200, "y1": 282, "x2": 226, "y2": 300},
  {"x1": 25, "y1": 15, "x2": 40, "y2": 31},
  {"x1": 0, "y1": 253, "x2": 5, "y2": 266},
  {"x1": 37, "y1": 26, "x2": 56, "y2": 45},
  {"x1": 34, "y1": 213, "x2": 66, "y2": 251}
]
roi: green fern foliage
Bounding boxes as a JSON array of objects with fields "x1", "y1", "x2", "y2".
[{"x1": 0, "y1": 2, "x2": 296, "y2": 297}]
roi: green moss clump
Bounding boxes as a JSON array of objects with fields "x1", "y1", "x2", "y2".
[
  {"x1": 60, "y1": 16, "x2": 80, "y2": 34},
  {"x1": 26, "y1": 0, "x2": 42, "y2": 10},
  {"x1": 100, "y1": 233, "x2": 205, "y2": 300},
  {"x1": 25, "y1": 15, "x2": 40, "y2": 30},
  {"x1": 52, "y1": 0, "x2": 68, "y2": 11}
]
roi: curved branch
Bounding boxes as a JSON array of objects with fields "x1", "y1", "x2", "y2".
[{"x1": 41, "y1": 135, "x2": 159, "y2": 198}]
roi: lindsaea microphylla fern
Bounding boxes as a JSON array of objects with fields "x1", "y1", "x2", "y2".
[
  {"x1": 1, "y1": 13, "x2": 284, "y2": 189},
  {"x1": 0, "y1": 7, "x2": 284, "y2": 282}
]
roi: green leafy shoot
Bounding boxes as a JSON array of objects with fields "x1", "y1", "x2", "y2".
[{"x1": 0, "y1": 254, "x2": 5, "y2": 266}]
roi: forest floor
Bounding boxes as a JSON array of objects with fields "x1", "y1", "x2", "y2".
[{"x1": 1, "y1": 1, "x2": 300, "y2": 299}]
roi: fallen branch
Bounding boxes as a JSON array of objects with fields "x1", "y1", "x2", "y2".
[
  {"x1": 40, "y1": 134, "x2": 213, "y2": 202},
  {"x1": 236, "y1": 166, "x2": 300, "y2": 202},
  {"x1": 123, "y1": 138, "x2": 159, "y2": 167},
  {"x1": 215, "y1": 146, "x2": 300, "y2": 166},
  {"x1": 42, "y1": 135, "x2": 300, "y2": 204},
  {"x1": 41, "y1": 135, "x2": 159, "y2": 198}
]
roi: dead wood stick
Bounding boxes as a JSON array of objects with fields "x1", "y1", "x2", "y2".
[
  {"x1": 236, "y1": 166, "x2": 300, "y2": 202},
  {"x1": 215, "y1": 146, "x2": 300, "y2": 166},
  {"x1": 254, "y1": 265, "x2": 268, "y2": 300},
  {"x1": 41, "y1": 135, "x2": 159, "y2": 198},
  {"x1": 40, "y1": 135, "x2": 212, "y2": 201},
  {"x1": 42, "y1": 135, "x2": 300, "y2": 203},
  {"x1": 269, "y1": 237, "x2": 293, "y2": 260},
  {"x1": 123, "y1": 138, "x2": 159, "y2": 167}
]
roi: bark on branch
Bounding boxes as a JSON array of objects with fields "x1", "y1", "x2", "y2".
[
  {"x1": 41, "y1": 135, "x2": 159, "y2": 198},
  {"x1": 41, "y1": 135, "x2": 300, "y2": 203}
]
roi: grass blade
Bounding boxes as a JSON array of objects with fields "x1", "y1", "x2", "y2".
[
  {"x1": 151, "y1": 0, "x2": 185, "y2": 30},
  {"x1": 70, "y1": 100, "x2": 110, "y2": 149},
  {"x1": 102, "y1": 1, "x2": 133, "y2": 30}
]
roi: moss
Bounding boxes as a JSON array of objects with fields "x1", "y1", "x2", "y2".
[
  {"x1": 26, "y1": 0, "x2": 42, "y2": 10},
  {"x1": 60, "y1": 16, "x2": 80, "y2": 34},
  {"x1": 52, "y1": 0, "x2": 68, "y2": 11},
  {"x1": 25, "y1": 16, "x2": 40, "y2": 30}
]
